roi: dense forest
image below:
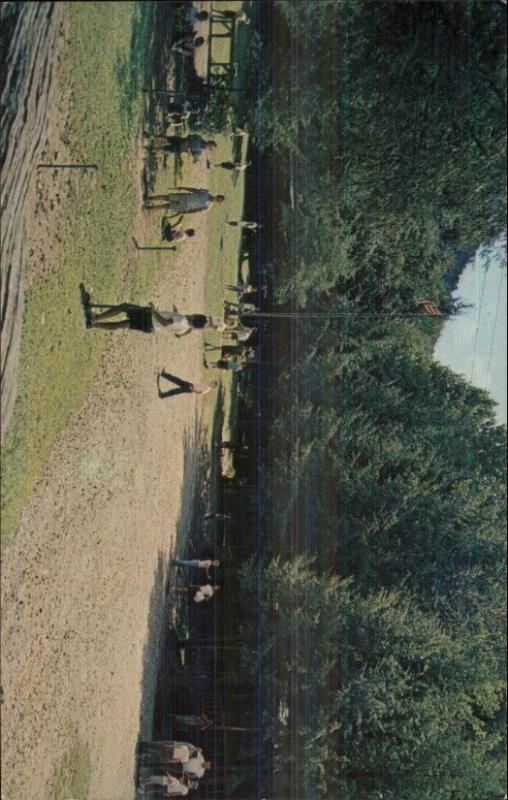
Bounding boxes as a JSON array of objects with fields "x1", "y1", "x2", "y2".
[
  {"x1": 255, "y1": 0, "x2": 507, "y2": 311},
  {"x1": 226, "y1": 2, "x2": 507, "y2": 798}
]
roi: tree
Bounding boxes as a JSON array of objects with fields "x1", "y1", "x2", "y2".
[{"x1": 237, "y1": 557, "x2": 507, "y2": 799}]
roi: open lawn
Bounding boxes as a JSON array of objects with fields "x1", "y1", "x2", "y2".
[
  {"x1": 1, "y1": 1, "x2": 249, "y2": 546},
  {"x1": 0, "y1": 3, "x2": 253, "y2": 798},
  {"x1": 1, "y1": 2, "x2": 148, "y2": 545}
]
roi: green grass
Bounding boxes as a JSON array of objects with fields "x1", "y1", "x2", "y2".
[
  {"x1": 50, "y1": 734, "x2": 91, "y2": 800},
  {"x1": 1, "y1": 2, "x2": 153, "y2": 546},
  {"x1": 211, "y1": 1, "x2": 245, "y2": 64},
  {"x1": 1, "y1": 1, "x2": 252, "y2": 546}
]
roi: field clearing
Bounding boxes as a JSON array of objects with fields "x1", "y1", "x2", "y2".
[
  {"x1": 1, "y1": 2, "x2": 146, "y2": 545},
  {"x1": 1, "y1": 1, "x2": 248, "y2": 546},
  {"x1": 1, "y1": 2, "x2": 252, "y2": 799}
]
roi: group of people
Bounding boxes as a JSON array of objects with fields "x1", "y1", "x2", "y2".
[
  {"x1": 78, "y1": 8, "x2": 254, "y2": 798},
  {"x1": 205, "y1": 341, "x2": 255, "y2": 371},
  {"x1": 198, "y1": 286, "x2": 257, "y2": 371},
  {"x1": 82, "y1": 100, "x2": 260, "y2": 393},
  {"x1": 83, "y1": 287, "x2": 256, "y2": 402},
  {"x1": 82, "y1": 288, "x2": 256, "y2": 393},
  {"x1": 172, "y1": 557, "x2": 221, "y2": 603},
  {"x1": 138, "y1": 740, "x2": 212, "y2": 797},
  {"x1": 142, "y1": 130, "x2": 257, "y2": 244},
  {"x1": 143, "y1": 34, "x2": 256, "y2": 244},
  {"x1": 137, "y1": 559, "x2": 220, "y2": 796}
]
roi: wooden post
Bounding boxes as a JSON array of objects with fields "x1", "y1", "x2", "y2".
[
  {"x1": 167, "y1": 715, "x2": 256, "y2": 733},
  {"x1": 132, "y1": 237, "x2": 176, "y2": 251},
  {"x1": 37, "y1": 163, "x2": 98, "y2": 170}
]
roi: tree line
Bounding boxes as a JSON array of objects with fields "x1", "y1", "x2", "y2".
[{"x1": 226, "y1": 2, "x2": 507, "y2": 798}]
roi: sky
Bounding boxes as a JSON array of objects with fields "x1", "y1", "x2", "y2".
[{"x1": 434, "y1": 234, "x2": 507, "y2": 426}]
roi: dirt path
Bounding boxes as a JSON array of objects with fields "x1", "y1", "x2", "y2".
[
  {"x1": 0, "y1": 2, "x2": 65, "y2": 441},
  {"x1": 0, "y1": 231, "x2": 216, "y2": 800},
  {"x1": 0, "y1": 11, "x2": 222, "y2": 800}
]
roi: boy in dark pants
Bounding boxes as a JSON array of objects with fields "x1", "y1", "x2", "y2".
[{"x1": 158, "y1": 372, "x2": 217, "y2": 399}]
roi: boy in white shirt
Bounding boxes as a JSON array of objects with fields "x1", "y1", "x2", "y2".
[
  {"x1": 174, "y1": 585, "x2": 220, "y2": 603},
  {"x1": 183, "y1": 752, "x2": 213, "y2": 779}
]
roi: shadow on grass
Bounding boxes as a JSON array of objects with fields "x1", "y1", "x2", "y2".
[
  {"x1": 225, "y1": 0, "x2": 256, "y2": 130},
  {"x1": 133, "y1": 381, "x2": 258, "y2": 797},
  {"x1": 140, "y1": 1, "x2": 186, "y2": 196},
  {"x1": 115, "y1": 1, "x2": 159, "y2": 127}
]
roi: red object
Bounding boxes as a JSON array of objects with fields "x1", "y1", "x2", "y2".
[{"x1": 417, "y1": 300, "x2": 441, "y2": 316}]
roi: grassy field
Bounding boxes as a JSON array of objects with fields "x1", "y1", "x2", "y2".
[
  {"x1": 1, "y1": 3, "x2": 156, "y2": 546},
  {"x1": 50, "y1": 733, "x2": 91, "y2": 800},
  {"x1": 1, "y1": 1, "x2": 251, "y2": 546},
  {"x1": 128, "y1": 123, "x2": 249, "y2": 448}
]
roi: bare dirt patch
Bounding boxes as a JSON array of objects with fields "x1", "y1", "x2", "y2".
[{"x1": 0, "y1": 248, "x2": 217, "y2": 799}]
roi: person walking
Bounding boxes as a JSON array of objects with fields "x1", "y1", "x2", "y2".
[
  {"x1": 85, "y1": 298, "x2": 222, "y2": 336},
  {"x1": 150, "y1": 309, "x2": 225, "y2": 336},
  {"x1": 138, "y1": 740, "x2": 197, "y2": 764},
  {"x1": 225, "y1": 282, "x2": 256, "y2": 294},
  {"x1": 158, "y1": 372, "x2": 218, "y2": 399},
  {"x1": 144, "y1": 188, "x2": 225, "y2": 214},
  {"x1": 171, "y1": 559, "x2": 220, "y2": 580}
]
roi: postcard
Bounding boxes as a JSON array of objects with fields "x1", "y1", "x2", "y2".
[{"x1": 1, "y1": 2, "x2": 506, "y2": 799}]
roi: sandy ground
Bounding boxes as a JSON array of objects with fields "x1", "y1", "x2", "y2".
[
  {"x1": 1, "y1": 14, "x2": 220, "y2": 800},
  {"x1": 1, "y1": 203, "x2": 216, "y2": 800}
]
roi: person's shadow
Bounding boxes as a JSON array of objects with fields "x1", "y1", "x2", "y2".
[{"x1": 78, "y1": 283, "x2": 92, "y2": 326}]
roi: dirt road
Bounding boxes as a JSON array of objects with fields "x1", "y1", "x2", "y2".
[{"x1": 1, "y1": 7, "x2": 222, "y2": 799}]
